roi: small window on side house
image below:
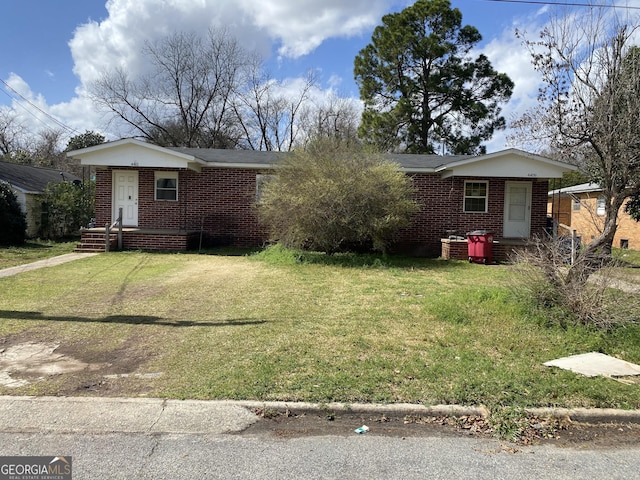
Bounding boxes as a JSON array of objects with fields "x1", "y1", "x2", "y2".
[
  {"x1": 255, "y1": 174, "x2": 274, "y2": 203},
  {"x1": 596, "y1": 195, "x2": 606, "y2": 216},
  {"x1": 464, "y1": 181, "x2": 488, "y2": 213},
  {"x1": 155, "y1": 172, "x2": 178, "y2": 201},
  {"x1": 572, "y1": 197, "x2": 581, "y2": 211}
]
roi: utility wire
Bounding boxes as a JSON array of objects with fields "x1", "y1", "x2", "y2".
[
  {"x1": 483, "y1": 0, "x2": 640, "y2": 9},
  {"x1": 0, "y1": 78, "x2": 80, "y2": 136}
]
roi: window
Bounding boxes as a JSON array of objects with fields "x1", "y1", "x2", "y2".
[
  {"x1": 596, "y1": 195, "x2": 606, "y2": 216},
  {"x1": 155, "y1": 171, "x2": 178, "y2": 201},
  {"x1": 255, "y1": 174, "x2": 274, "y2": 203},
  {"x1": 572, "y1": 197, "x2": 581, "y2": 211},
  {"x1": 464, "y1": 181, "x2": 488, "y2": 213}
]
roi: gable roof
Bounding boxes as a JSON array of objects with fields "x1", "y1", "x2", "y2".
[
  {"x1": 434, "y1": 148, "x2": 578, "y2": 178},
  {"x1": 68, "y1": 138, "x2": 576, "y2": 179},
  {"x1": 0, "y1": 160, "x2": 81, "y2": 194}
]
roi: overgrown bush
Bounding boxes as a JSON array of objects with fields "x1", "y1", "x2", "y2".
[
  {"x1": 257, "y1": 139, "x2": 419, "y2": 254},
  {"x1": 510, "y1": 236, "x2": 640, "y2": 329},
  {"x1": 39, "y1": 180, "x2": 95, "y2": 239},
  {"x1": 0, "y1": 181, "x2": 27, "y2": 245}
]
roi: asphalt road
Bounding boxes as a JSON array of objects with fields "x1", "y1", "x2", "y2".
[
  {"x1": 1, "y1": 397, "x2": 639, "y2": 479},
  {"x1": 2, "y1": 429, "x2": 640, "y2": 480}
]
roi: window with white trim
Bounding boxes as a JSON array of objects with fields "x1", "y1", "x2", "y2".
[
  {"x1": 464, "y1": 181, "x2": 488, "y2": 213},
  {"x1": 596, "y1": 195, "x2": 606, "y2": 216},
  {"x1": 155, "y1": 171, "x2": 178, "y2": 201}
]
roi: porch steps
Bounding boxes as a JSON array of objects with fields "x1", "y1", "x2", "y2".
[{"x1": 75, "y1": 231, "x2": 117, "y2": 253}]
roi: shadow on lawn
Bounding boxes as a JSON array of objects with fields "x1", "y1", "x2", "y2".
[{"x1": 0, "y1": 310, "x2": 266, "y2": 328}]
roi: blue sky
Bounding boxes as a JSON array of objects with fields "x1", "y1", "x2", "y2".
[{"x1": 0, "y1": 0, "x2": 606, "y2": 151}]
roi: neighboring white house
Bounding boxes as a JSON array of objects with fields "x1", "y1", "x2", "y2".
[{"x1": 0, "y1": 160, "x2": 81, "y2": 237}]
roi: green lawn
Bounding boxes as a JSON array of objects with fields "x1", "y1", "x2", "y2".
[
  {"x1": 1, "y1": 246, "x2": 639, "y2": 409},
  {"x1": 0, "y1": 240, "x2": 78, "y2": 269}
]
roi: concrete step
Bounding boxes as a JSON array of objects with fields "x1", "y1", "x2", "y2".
[{"x1": 75, "y1": 232, "x2": 118, "y2": 253}]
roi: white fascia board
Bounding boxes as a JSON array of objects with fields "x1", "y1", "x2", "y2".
[
  {"x1": 398, "y1": 167, "x2": 437, "y2": 174},
  {"x1": 67, "y1": 138, "x2": 205, "y2": 171},
  {"x1": 548, "y1": 182, "x2": 602, "y2": 196},
  {"x1": 436, "y1": 148, "x2": 577, "y2": 179}
]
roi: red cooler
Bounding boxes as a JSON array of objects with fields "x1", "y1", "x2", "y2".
[{"x1": 467, "y1": 230, "x2": 494, "y2": 264}]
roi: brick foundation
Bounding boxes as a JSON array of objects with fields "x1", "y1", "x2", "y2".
[{"x1": 441, "y1": 238, "x2": 530, "y2": 263}]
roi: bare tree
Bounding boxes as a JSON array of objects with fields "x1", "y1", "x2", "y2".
[
  {"x1": 299, "y1": 93, "x2": 361, "y2": 148},
  {"x1": 0, "y1": 109, "x2": 27, "y2": 157},
  {"x1": 31, "y1": 129, "x2": 67, "y2": 169},
  {"x1": 234, "y1": 67, "x2": 316, "y2": 151},
  {"x1": 90, "y1": 29, "x2": 252, "y2": 148},
  {"x1": 512, "y1": 7, "x2": 640, "y2": 284}
]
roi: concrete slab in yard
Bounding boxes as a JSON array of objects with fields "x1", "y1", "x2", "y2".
[{"x1": 544, "y1": 352, "x2": 640, "y2": 378}]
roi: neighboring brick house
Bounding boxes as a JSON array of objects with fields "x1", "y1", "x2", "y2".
[
  {"x1": 0, "y1": 160, "x2": 81, "y2": 237},
  {"x1": 548, "y1": 183, "x2": 640, "y2": 250},
  {"x1": 68, "y1": 138, "x2": 576, "y2": 259}
]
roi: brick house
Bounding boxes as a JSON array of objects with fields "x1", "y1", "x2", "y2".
[
  {"x1": 68, "y1": 138, "x2": 576, "y2": 259},
  {"x1": 548, "y1": 182, "x2": 640, "y2": 250}
]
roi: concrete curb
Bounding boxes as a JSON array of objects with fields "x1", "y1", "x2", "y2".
[
  {"x1": 2, "y1": 396, "x2": 640, "y2": 435},
  {"x1": 234, "y1": 400, "x2": 640, "y2": 424},
  {"x1": 231, "y1": 400, "x2": 489, "y2": 418}
]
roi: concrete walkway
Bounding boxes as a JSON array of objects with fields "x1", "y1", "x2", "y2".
[{"x1": 0, "y1": 252, "x2": 98, "y2": 278}]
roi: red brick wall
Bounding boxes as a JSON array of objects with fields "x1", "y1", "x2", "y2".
[
  {"x1": 123, "y1": 231, "x2": 198, "y2": 251},
  {"x1": 96, "y1": 166, "x2": 268, "y2": 248},
  {"x1": 95, "y1": 166, "x2": 549, "y2": 255},
  {"x1": 94, "y1": 168, "x2": 112, "y2": 227},
  {"x1": 392, "y1": 176, "x2": 549, "y2": 256},
  {"x1": 183, "y1": 167, "x2": 269, "y2": 247}
]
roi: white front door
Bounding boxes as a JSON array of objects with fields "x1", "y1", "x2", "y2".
[
  {"x1": 112, "y1": 170, "x2": 138, "y2": 226},
  {"x1": 503, "y1": 181, "x2": 531, "y2": 238}
]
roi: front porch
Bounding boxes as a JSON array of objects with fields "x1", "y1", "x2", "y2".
[
  {"x1": 76, "y1": 228, "x2": 200, "y2": 253},
  {"x1": 441, "y1": 237, "x2": 530, "y2": 263}
]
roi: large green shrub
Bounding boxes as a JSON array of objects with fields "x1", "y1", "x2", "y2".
[
  {"x1": 0, "y1": 181, "x2": 27, "y2": 245},
  {"x1": 39, "y1": 180, "x2": 95, "y2": 239},
  {"x1": 257, "y1": 139, "x2": 419, "y2": 253}
]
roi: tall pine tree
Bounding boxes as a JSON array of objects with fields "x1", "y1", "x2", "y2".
[{"x1": 354, "y1": 0, "x2": 513, "y2": 155}]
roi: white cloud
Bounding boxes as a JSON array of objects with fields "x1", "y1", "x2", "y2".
[
  {"x1": 52, "y1": 0, "x2": 397, "y2": 140},
  {"x1": 235, "y1": 0, "x2": 395, "y2": 58},
  {"x1": 4, "y1": 0, "x2": 589, "y2": 152},
  {"x1": 477, "y1": 12, "x2": 547, "y2": 152},
  {"x1": 68, "y1": 0, "x2": 396, "y2": 88}
]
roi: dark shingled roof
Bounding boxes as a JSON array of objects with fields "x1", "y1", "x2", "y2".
[
  {"x1": 0, "y1": 160, "x2": 81, "y2": 194},
  {"x1": 169, "y1": 148, "x2": 286, "y2": 166},
  {"x1": 168, "y1": 147, "x2": 469, "y2": 170},
  {"x1": 383, "y1": 152, "x2": 470, "y2": 170}
]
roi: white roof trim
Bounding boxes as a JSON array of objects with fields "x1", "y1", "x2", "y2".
[
  {"x1": 67, "y1": 138, "x2": 206, "y2": 171},
  {"x1": 548, "y1": 182, "x2": 602, "y2": 196},
  {"x1": 435, "y1": 148, "x2": 577, "y2": 179},
  {"x1": 435, "y1": 148, "x2": 577, "y2": 172},
  {"x1": 67, "y1": 138, "x2": 193, "y2": 161}
]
